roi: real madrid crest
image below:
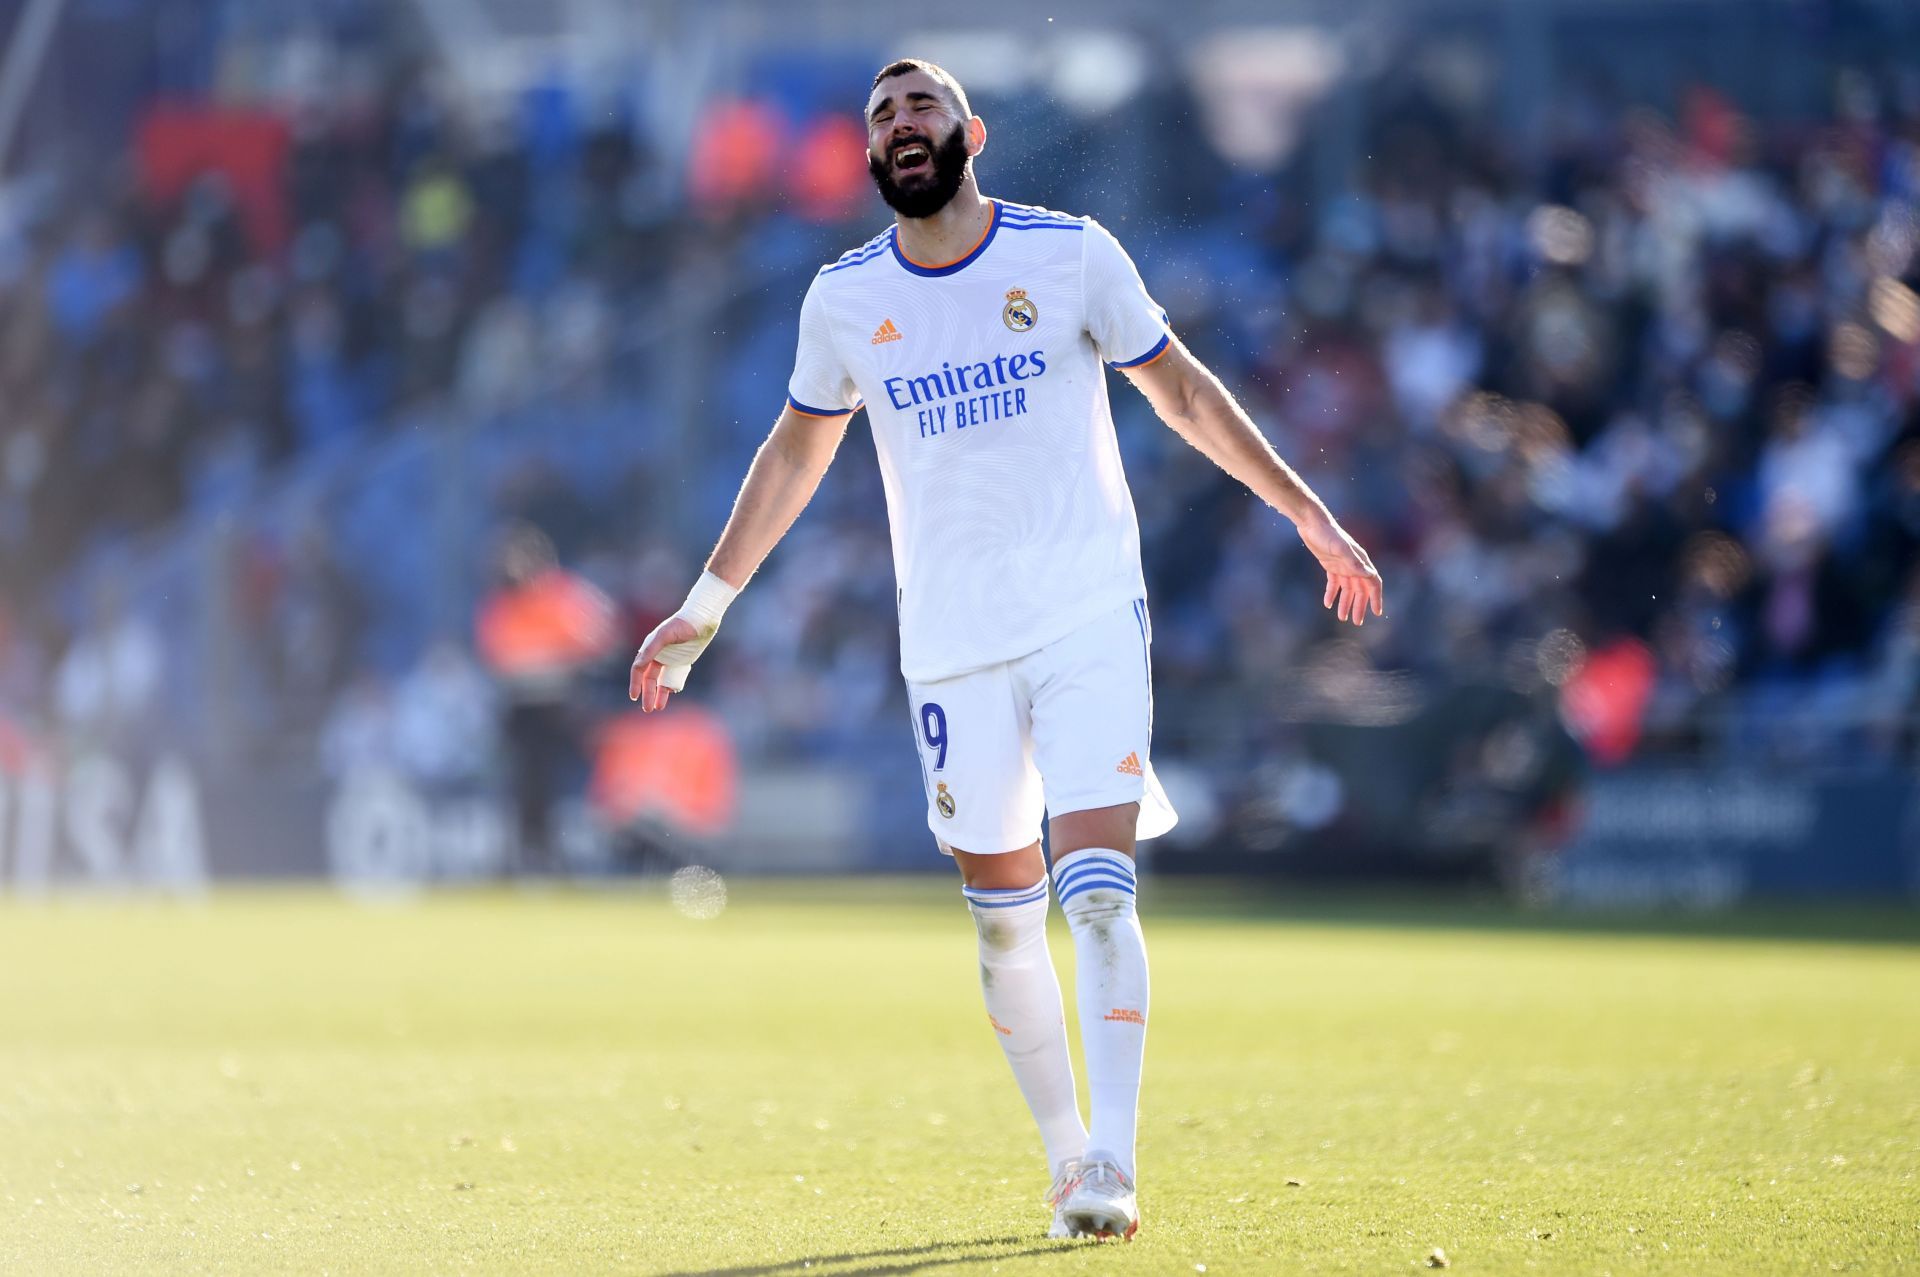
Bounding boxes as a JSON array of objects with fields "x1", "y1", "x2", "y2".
[
  {"x1": 935, "y1": 782, "x2": 957, "y2": 819},
  {"x1": 1002, "y1": 287, "x2": 1038, "y2": 332}
]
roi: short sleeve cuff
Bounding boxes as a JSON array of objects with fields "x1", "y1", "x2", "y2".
[
  {"x1": 787, "y1": 393, "x2": 857, "y2": 418},
  {"x1": 1108, "y1": 330, "x2": 1171, "y2": 370}
]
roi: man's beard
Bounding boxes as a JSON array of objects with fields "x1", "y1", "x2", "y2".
[{"x1": 868, "y1": 125, "x2": 970, "y2": 218}]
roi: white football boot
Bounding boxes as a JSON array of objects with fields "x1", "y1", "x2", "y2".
[
  {"x1": 1057, "y1": 1155, "x2": 1139, "y2": 1240},
  {"x1": 1044, "y1": 1159, "x2": 1083, "y2": 1239}
]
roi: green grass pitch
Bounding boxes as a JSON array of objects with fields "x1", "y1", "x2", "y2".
[{"x1": 0, "y1": 880, "x2": 1915, "y2": 1275}]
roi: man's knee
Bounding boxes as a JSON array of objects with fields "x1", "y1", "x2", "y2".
[
  {"x1": 1049, "y1": 802, "x2": 1139, "y2": 860},
  {"x1": 953, "y1": 841, "x2": 1046, "y2": 889}
]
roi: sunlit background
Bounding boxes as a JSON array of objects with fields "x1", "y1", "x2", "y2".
[{"x1": 2, "y1": 0, "x2": 1919, "y2": 905}]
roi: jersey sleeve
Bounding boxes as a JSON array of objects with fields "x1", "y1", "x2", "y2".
[
  {"x1": 786, "y1": 276, "x2": 862, "y2": 417},
  {"x1": 1082, "y1": 220, "x2": 1172, "y2": 369}
]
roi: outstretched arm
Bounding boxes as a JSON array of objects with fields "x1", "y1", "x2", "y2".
[
  {"x1": 705, "y1": 404, "x2": 852, "y2": 587},
  {"x1": 629, "y1": 404, "x2": 852, "y2": 709},
  {"x1": 1122, "y1": 336, "x2": 1384, "y2": 626}
]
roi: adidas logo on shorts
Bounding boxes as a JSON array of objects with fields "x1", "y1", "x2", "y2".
[{"x1": 1115, "y1": 751, "x2": 1143, "y2": 776}]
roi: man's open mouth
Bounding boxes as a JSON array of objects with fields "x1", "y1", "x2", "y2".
[{"x1": 892, "y1": 142, "x2": 931, "y2": 174}]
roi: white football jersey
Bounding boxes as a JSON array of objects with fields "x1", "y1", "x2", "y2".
[{"x1": 787, "y1": 199, "x2": 1172, "y2": 683}]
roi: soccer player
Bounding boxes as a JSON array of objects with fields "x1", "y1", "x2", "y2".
[{"x1": 628, "y1": 58, "x2": 1384, "y2": 1241}]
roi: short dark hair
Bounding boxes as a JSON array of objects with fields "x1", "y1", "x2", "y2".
[{"x1": 871, "y1": 58, "x2": 972, "y2": 119}]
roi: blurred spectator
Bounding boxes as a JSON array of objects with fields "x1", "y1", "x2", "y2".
[
  {"x1": 319, "y1": 670, "x2": 396, "y2": 779},
  {"x1": 392, "y1": 639, "x2": 498, "y2": 790},
  {"x1": 589, "y1": 703, "x2": 739, "y2": 872},
  {"x1": 258, "y1": 522, "x2": 366, "y2": 737},
  {"x1": 476, "y1": 522, "x2": 616, "y2": 873},
  {"x1": 53, "y1": 581, "x2": 163, "y2": 755},
  {"x1": 44, "y1": 213, "x2": 140, "y2": 347}
]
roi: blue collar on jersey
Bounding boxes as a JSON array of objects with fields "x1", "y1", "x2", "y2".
[{"x1": 889, "y1": 199, "x2": 1001, "y2": 277}]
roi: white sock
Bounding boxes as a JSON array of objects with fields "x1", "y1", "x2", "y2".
[
  {"x1": 1052, "y1": 848, "x2": 1148, "y2": 1181},
  {"x1": 963, "y1": 880, "x2": 1088, "y2": 1175}
]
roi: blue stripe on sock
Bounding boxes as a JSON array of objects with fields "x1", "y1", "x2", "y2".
[
  {"x1": 1057, "y1": 877, "x2": 1137, "y2": 904},
  {"x1": 1055, "y1": 862, "x2": 1135, "y2": 885},
  {"x1": 1054, "y1": 879, "x2": 1134, "y2": 904},
  {"x1": 1054, "y1": 870, "x2": 1135, "y2": 900},
  {"x1": 1053, "y1": 856, "x2": 1136, "y2": 889},
  {"x1": 966, "y1": 892, "x2": 1048, "y2": 909},
  {"x1": 1054, "y1": 851, "x2": 1134, "y2": 874},
  {"x1": 964, "y1": 883, "x2": 1049, "y2": 909},
  {"x1": 1054, "y1": 854, "x2": 1138, "y2": 899},
  {"x1": 1056, "y1": 873, "x2": 1136, "y2": 896},
  {"x1": 964, "y1": 885, "x2": 1048, "y2": 901},
  {"x1": 964, "y1": 881, "x2": 1048, "y2": 897}
]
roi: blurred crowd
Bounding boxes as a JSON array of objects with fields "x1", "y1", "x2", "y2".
[
  {"x1": 0, "y1": 79, "x2": 673, "y2": 597},
  {"x1": 1135, "y1": 74, "x2": 1920, "y2": 766},
  {"x1": 3, "y1": 24, "x2": 1920, "y2": 813}
]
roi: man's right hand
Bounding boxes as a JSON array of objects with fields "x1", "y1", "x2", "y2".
[
  {"x1": 629, "y1": 614, "x2": 707, "y2": 711},
  {"x1": 629, "y1": 571, "x2": 741, "y2": 711}
]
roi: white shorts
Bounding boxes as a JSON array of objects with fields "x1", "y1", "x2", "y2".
[{"x1": 905, "y1": 597, "x2": 1179, "y2": 856}]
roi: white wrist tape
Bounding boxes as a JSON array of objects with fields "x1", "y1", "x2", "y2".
[
  {"x1": 655, "y1": 571, "x2": 739, "y2": 692},
  {"x1": 679, "y1": 570, "x2": 738, "y2": 629}
]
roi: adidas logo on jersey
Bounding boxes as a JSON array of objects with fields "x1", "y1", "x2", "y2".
[
  {"x1": 1115, "y1": 751, "x2": 1143, "y2": 776},
  {"x1": 871, "y1": 318, "x2": 903, "y2": 344}
]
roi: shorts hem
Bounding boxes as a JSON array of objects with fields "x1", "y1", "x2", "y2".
[
  {"x1": 1047, "y1": 782, "x2": 1147, "y2": 819},
  {"x1": 927, "y1": 819, "x2": 1042, "y2": 857}
]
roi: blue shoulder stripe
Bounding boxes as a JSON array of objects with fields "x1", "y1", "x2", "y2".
[
  {"x1": 819, "y1": 230, "x2": 894, "y2": 274},
  {"x1": 1000, "y1": 219, "x2": 1084, "y2": 232},
  {"x1": 842, "y1": 228, "x2": 892, "y2": 255},
  {"x1": 820, "y1": 246, "x2": 889, "y2": 275},
  {"x1": 998, "y1": 202, "x2": 1079, "y2": 222},
  {"x1": 827, "y1": 235, "x2": 889, "y2": 262}
]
